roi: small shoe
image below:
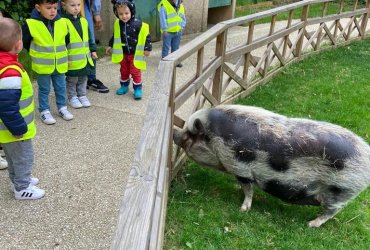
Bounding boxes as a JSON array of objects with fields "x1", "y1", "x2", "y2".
[
  {"x1": 176, "y1": 63, "x2": 183, "y2": 68},
  {"x1": 87, "y1": 79, "x2": 109, "y2": 93},
  {"x1": 40, "y1": 110, "x2": 56, "y2": 125},
  {"x1": 14, "y1": 185, "x2": 45, "y2": 200},
  {"x1": 134, "y1": 88, "x2": 142, "y2": 100},
  {"x1": 69, "y1": 96, "x2": 83, "y2": 109},
  {"x1": 78, "y1": 96, "x2": 91, "y2": 107},
  {"x1": 58, "y1": 106, "x2": 74, "y2": 121},
  {"x1": 116, "y1": 85, "x2": 129, "y2": 95},
  {"x1": 0, "y1": 155, "x2": 8, "y2": 170},
  {"x1": 10, "y1": 177, "x2": 39, "y2": 192}
]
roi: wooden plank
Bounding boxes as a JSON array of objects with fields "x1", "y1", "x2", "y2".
[
  {"x1": 221, "y1": 0, "x2": 333, "y2": 27},
  {"x1": 173, "y1": 114, "x2": 185, "y2": 129},
  {"x1": 174, "y1": 57, "x2": 222, "y2": 111},
  {"x1": 306, "y1": 9, "x2": 367, "y2": 25},
  {"x1": 202, "y1": 87, "x2": 218, "y2": 106},
  {"x1": 243, "y1": 21, "x2": 255, "y2": 80},
  {"x1": 111, "y1": 61, "x2": 174, "y2": 250},
  {"x1": 222, "y1": 62, "x2": 249, "y2": 89},
  {"x1": 149, "y1": 113, "x2": 171, "y2": 250},
  {"x1": 212, "y1": 31, "x2": 227, "y2": 104},
  {"x1": 225, "y1": 22, "x2": 304, "y2": 62}
]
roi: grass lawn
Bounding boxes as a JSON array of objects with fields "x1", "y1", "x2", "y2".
[
  {"x1": 165, "y1": 38, "x2": 370, "y2": 249},
  {"x1": 235, "y1": 1, "x2": 366, "y2": 23}
]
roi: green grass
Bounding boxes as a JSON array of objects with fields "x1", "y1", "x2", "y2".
[
  {"x1": 235, "y1": 1, "x2": 366, "y2": 24},
  {"x1": 165, "y1": 39, "x2": 370, "y2": 249}
]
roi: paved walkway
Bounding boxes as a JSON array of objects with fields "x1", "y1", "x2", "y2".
[{"x1": 0, "y1": 37, "x2": 164, "y2": 249}]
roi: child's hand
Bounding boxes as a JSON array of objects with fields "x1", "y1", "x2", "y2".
[
  {"x1": 106, "y1": 47, "x2": 113, "y2": 55},
  {"x1": 144, "y1": 51, "x2": 150, "y2": 57},
  {"x1": 14, "y1": 134, "x2": 23, "y2": 139},
  {"x1": 91, "y1": 52, "x2": 98, "y2": 60}
]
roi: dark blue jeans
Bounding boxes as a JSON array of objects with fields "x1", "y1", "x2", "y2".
[{"x1": 161, "y1": 31, "x2": 182, "y2": 58}]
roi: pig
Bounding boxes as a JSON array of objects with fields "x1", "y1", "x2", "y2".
[{"x1": 173, "y1": 105, "x2": 370, "y2": 227}]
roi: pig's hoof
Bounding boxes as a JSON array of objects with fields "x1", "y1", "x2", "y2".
[
  {"x1": 308, "y1": 219, "x2": 322, "y2": 228},
  {"x1": 240, "y1": 204, "x2": 251, "y2": 212}
]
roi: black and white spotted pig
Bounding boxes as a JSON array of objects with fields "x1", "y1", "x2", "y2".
[{"x1": 173, "y1": 105, "x2": 370, "y2": 227}]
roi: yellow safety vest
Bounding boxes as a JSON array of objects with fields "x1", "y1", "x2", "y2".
[
  {"x1": 111, "y1": 19, "x2": 149, "y2": 70},
  {"x1": 26, "y1": 18, "x2": 68, "y2": 74},
  {"x1": 0, "y1": 65, "x2": 36, "y2": 143},
  {"x1": 157, "y1": 0, "x2": 185, "y2": 33},
  {"x1": 65, "y1": 17, "x2": 94, "y2": 70}
]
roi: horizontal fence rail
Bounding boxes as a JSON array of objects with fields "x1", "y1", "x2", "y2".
[{"x1": 111, "y1": 1, "x2": 370, "y2": 249}]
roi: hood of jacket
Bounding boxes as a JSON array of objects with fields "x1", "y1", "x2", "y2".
[{"x1": 112, "y1": 0, "x2": 136, "y2": 20}]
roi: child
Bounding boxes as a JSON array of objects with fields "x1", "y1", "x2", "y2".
[
  {"x1": 0, "y1": 12, "x2": 7, "y2": 170},
  {"x1": 22, "y1": 0, "x2": 73, "y2": 124},
  {"x1": 106, "y1": 0, "x2": 152, "y2": 100},
  {"x1": 157, "y1": 0, "x2": 186, "y2": 67},
  {"x1": 0, "y1": 17, "x2": 45, "y2": 199},
  {"x1": 61, "y1": 0, "x2": 97, "y2": 108}
]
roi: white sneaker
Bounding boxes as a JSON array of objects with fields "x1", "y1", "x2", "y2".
[
  {"x1": 40, "y1": 110, "x2": 56, "y2": 125},
  {"x1": 78, "y1": 96, "x2": 91, "y2": 107},
  {"x1": 0, "y1": 155, "x2": 7, "y2": 170},
  {"x1": 14, "y1": 185, "x2": 45, "y2": 200},
  {"x1": 69, "y1": 96, "x2": 83, "y2": 109},
  {"x1": 10, "y1": 177, "x2": 39, "y2": 192},
  {"x1": 58, "y1": 106, "x2": 73, "y2": 121}
]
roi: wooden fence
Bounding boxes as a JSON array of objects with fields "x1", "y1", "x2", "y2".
[{"x1": 111, "y1": 0, "x2": 370, "y2": 249}]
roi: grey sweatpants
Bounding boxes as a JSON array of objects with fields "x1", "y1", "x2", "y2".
[
  {"x1": 1, "y1": 139, "x2": 34, "y2": 191},
  {"x1": 66, "y1": 75, "x2": 88, "y2": 99}
]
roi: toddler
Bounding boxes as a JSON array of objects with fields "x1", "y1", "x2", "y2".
[
  {"x1": 0, "y1": 17, "x2": 45, "y2": 199},
  {"x1": 22, "y1": 0, "x2": 73, "y2": 124},
  {"x1": 61, "y1": 0, "x2": 97, "y2": 108},
  {"x1": 106, "y1": 0, "x2": 152, "y2": 100}
]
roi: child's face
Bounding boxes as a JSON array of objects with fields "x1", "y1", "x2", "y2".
[
  {"x1": 117, "y1": 5, "x2": 131, "y2": 23},
  {"x1": 63, "y1": 0, "x2": 81, "y2": 18},
  {"x1": 36, "y1": 2, "x2": 58, "y2": 20}
]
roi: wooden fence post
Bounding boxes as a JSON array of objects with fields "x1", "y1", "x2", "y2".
[
  {"x1": 212, "y1": 31, "x2": 227, "y2": 104},
  {"x1": 296, "y1": 4, "x2": 309, "y2": 58},
  {"x1": 360, "y1": 0, "x2": 370, "y2": 38}
]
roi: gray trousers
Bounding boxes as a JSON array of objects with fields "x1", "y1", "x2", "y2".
[
  {"x1": 1, "y1": 139, "x2": 34, "y2": 191},
  {"x1": 66, "y1": 75, "x2": 88, "y2": 99}
]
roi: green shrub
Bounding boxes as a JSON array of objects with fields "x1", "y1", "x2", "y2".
[{"x1": 0, "y1": 0, "x2": 32, "y2": 24}]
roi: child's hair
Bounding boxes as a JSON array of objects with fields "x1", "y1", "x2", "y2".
[
  {"x1": 0, "y1": 18, "x2": 21, "y2": 52},
  {"x1": 34, "y1": 0, "x2": 59, "y2": 4},
  {"x1": 111, "y1": 0, "x2": 135, "y2": 18}
]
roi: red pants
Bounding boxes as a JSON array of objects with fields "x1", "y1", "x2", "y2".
[{"x1": 120, "y1": 54, "x2": 142, "y2": 84}]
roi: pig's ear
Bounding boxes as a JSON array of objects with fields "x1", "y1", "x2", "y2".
[{"x1": 193, "y1": 118, "x2": 205, "y2": 135}]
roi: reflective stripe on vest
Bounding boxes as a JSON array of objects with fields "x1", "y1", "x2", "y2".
[
  {"x1": 65, "y1": 17, "x2": 94, "y2": 70},
  {"x1": 111, "y1": 20, "x2": 149, "y2": 70},
  {"x1": 26, "y1": 18, "x2": 68, "y2": 74},
  {"x1": 0, "y1": 65, "x2": 36, "y2": 143},
  {"x1": 157, "y1": 1, "x2": 185, "y2": 33}
]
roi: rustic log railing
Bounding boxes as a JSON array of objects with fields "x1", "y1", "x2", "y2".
[{"x1": 111, "y1": 1, "x2": 370, "y2": 249}]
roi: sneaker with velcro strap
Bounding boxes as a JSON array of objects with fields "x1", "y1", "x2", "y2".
[
  {"x1": 40, "y1": 109, "x2": 56, "y2": 125},
  {"x1": 87, "y1": 79, "x2": 109, "y2": 93},
  {"x1": 58, "y1": 106, "x2": 73, "y2": 121},
  {"x1": 78, "y1": 96, "x2": 91, "y2": 107},
  {"x1": 69, "y1": 96, "x2": 83, "y2": 109},
  {"x1": 14, "y1": 185, "x2": 45, "y2": 200}
]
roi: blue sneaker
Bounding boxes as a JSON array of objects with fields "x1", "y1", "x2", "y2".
[
  {"x1": 116, "y1": 85, "x2": 129, "y2": 95},
  {"x1": 134, "y1": 88, "x2": 142, "y2": 100}
]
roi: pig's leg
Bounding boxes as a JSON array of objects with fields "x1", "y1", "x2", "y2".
[
  {"x1": 236, "y1": 176, "x2": 254, "y2": 212},
  {"x1": 308, "y1": 189, "x2": 352, "y2": 227},
  {"x1": 308, "y1": 207, "x2": 340, "y2": 227}
]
